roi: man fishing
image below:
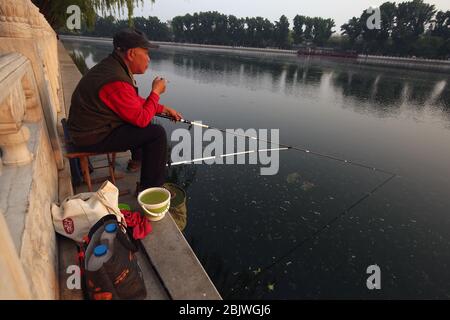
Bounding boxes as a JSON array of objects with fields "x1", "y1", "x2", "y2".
[{"x1": 67, "y1": 28, "x2": 182, "y2": 190}]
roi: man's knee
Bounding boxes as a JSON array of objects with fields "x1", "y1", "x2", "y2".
[
  {"x1": 151, "y1": 124, "x2": 166, "y2": 136},
  {"x1": 145, "y1": 124, "x2": 167, "y2": 143}
]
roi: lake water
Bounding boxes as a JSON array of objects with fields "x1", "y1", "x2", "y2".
[{"x1": 63, "y1": 39, "x2": 450, "y2": 299}]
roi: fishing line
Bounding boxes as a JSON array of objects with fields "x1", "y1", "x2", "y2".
[
  {"x1": 157, "y1": 113, "x2": 398, "y2": 296},
  {"x1": 157, "y1": 113, "x2": 396, "y2": 176},
  {"x1": 229, "y1": 172, "x2": 397, "y2": 297}
]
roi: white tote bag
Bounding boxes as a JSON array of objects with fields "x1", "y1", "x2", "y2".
[{"x1": 51, "y1": 181, "x2": 126, "y2": 242}]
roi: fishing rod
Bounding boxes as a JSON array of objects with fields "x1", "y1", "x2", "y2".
[
  {"x1": 156, "y1": 113, "x2": 397, "y2": 176},
  {"x1": 167, "y1": 147, "x2": 290, "y2": 166}
]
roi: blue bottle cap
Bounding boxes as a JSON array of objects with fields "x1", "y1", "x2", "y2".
[
  {"x1": 105, "y1": 223, "x2": 117, "y2": 233},
  {"x1": 94, "y1": 245, "x2": 108, "y2": 257}
]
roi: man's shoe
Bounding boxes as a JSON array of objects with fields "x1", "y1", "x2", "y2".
[{"x1": 127, "y1": 159, "x2": 141, "y2": 173}]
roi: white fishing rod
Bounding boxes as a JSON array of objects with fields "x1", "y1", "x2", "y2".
[
  {"x1": 156, "y1": 113, "x2": 397, "y2": 176},
  {"x1": 167, "y1": 147, "x2": 290, "y2": 167}
]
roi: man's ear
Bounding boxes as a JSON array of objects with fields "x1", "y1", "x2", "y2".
[{"x1": 125, "y1": 48, "x2": 134, "y2": 61}]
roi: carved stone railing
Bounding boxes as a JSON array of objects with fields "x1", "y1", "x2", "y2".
[
  {"x1": 0, "y1": 51, "x2": 60, "y2": 299},
  {"x1": 0, "y1": 53, "x2": 41, "y2": 166},
  {"x1": 0, "y1": 0, "x2": 64, "y2": 169},
  {"x1": 0, "y1": 0, "x2": 65, "y2": 299}
]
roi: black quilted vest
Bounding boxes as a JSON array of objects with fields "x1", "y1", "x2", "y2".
[{"x1": 67, "y1": 52, "x2": 138, "y2": 146}]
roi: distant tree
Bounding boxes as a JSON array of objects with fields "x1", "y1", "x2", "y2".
[
  {"x1": 245, "y1": 17, "x2": 274, "y2": 47},
  {"x1": 303, "y1": 17, "x2": 315, "y2": 43},
  {"x1": 413, "y1": 35, "x2": 445, "y2": 58},
  {"x1": 245, "y1": 17, "x2": 257, "y2": 46},
  {"x1": 183, "y1": 14, "x2": 195, "y2": 43},
  {"x1": 198, "y1": 12, "x2": 214, "y2": 44},
  {"x1": 293, "y1": 15, "x2": 306, "y2": 44},
  {"x1": 253, "y1": 17, "x2": 266, "y2": 47},
  {"x1": 376, "y1": 2, "x2": 397, "y2": 54},
  {"x1": 392, "y1": 0, "x2": 436, "y2": 55},
  {"x1": 227, "y1": 15, "x2": 245, "y2": 46},
  {"x1": 274, "y1": 15, "x2": 290, "y2": 49},
  {"x1": 430, "y1": 10, "x2": 450, "y2": 58},
  {"x1": 92, "y1": 15, "x2": 118, "y2": 36},
  {"x1": 359, "y1": 9, "x2": 379, "y2": 53},
  {"x1": 133, "y1": 16, "x2": 171, "y2": 41},
  {"x1": 431, "y1": 10, "x2": 450, "y2": 39},
  {"x1": 312, "y1": 17, "x2": 335, "y2": 46},
  {"x1": 341, "y1": 17, "x2": 362, "y2": 46},
  {"x1": 171, "y1": 16, "x2": 186, "y2": 42},
  {"x1": 212, "y1": 12, "x2": 229, "y2": 45},
  {"x1": 261, "y1": 18, "x2": 275, "y2": 47}
]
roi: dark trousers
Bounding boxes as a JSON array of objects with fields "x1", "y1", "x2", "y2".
[
  {"x1": 76, "y1": 124, "x2": 167, "y2": 188},
  {"x1": 131, "y1": 148, "x2": 143, "y2": 161}
]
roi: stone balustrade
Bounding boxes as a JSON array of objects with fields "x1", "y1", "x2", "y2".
[
  {"x1": 0, "y1": 50, "x2": 60, "y2": 299},
  {"x1": 0, "y1": 0, "x2": 64, "y2": 169},
  {"x1": 0, "y1": 0, "x2": 65, "y2": 299},
  {"x1": 0, "y1": 53, "x2": 42, "y2": 166}
]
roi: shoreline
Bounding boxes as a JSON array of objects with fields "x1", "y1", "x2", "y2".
[{"x1": 59, "y1": 35, "x2": 450, "y2": 74}]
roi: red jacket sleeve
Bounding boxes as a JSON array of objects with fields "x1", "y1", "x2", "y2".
[{"x1": 99, "y1": 81, "x2": 164, "y2": 128}]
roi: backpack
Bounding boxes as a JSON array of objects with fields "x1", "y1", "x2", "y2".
[{"x1": 77, "y1": 214, "x2": 147, "y2": 300}]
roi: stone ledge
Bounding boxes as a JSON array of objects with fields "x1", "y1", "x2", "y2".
[
  {"x1": 140, "y1": 213, "x2": 222, "y2": 300},
  {"x1": 58, "y1": 39, "x2": 222, "y2": 300}
]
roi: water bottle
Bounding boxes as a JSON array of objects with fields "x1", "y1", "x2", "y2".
[
  {"x1": 87, "y1": 244, "x2": 112, "y2": 271},
  {"x1": 100, "y1": 223, "x2": 118, "y2": 249}
]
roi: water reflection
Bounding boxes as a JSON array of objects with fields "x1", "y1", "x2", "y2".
[
  {"x1": 165, "y1": 49, "x2": 449, "y2": 117},
  {"x1": 67, "y1": 42, "x2": 449, "y2": 120},
  {"x1": 427, "y1": 80, "x2": 447, "y2": 105},
  {"x1": 65, "y1": 41, "x2": 450, "y2": 119}
]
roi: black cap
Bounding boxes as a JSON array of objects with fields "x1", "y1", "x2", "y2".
[{"x1": 113, "y1": 28, "x2": 159, "y2": 51}]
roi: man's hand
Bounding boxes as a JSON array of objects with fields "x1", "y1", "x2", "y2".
[
  {"x1": 152, "y1": 76, "x2": 166, "y2": 95},
  {"x1": 162, "y1": 105, "x2": 183, "y2": 122}
]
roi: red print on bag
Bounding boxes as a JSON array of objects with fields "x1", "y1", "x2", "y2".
[{"x1": 62, "y1": 218, "x2": 75, "y2": 234}]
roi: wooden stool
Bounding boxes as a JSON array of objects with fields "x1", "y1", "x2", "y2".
[
  {"x1": 64, "y1": 151, "x2": 118, "y2": 192},
  {"x1": 61, "y1": 118, "x2": 129, "y2": 195}
]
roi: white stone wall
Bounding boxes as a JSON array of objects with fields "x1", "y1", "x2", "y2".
[
  {"x1": 20, "y1": 124, "x2": 58, "y2": 299},
  {"x1": 0, "y1": 209, "x2": 32, "y2": 299}
]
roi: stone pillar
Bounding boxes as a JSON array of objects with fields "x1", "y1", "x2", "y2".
[
  {"x1": 27, "y1": 1, "x2": 61, "y2": 114},
  {"x1": 22, "y1": 71, "x2": 42, "y2": 123},
  {"x1": 0, "y1": 82, "x2": 33, "y2": 166},
  {"x1": 0, "y1": 126, "x2": 33, "y2": 166}
]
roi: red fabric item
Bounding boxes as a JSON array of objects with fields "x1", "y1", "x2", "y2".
[
  {"x1": 121, "y1": 209, "x2": 152, "y2": 240},
  {"x1": 99, "y1": 81, "x2": 164, "y2": 128}
]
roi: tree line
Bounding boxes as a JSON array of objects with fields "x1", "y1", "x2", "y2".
[
  {"x1": 67, "y1": 12, "x2": 296, "y2": 49},
  {"x1": 340, "y1": 0, "x2": 449, "y2": 58},
  {"x1": 76, "y1": 15, "x2": 171, "y2": 41},
  {"x1": 60, "y1": 0, "x2": 449, "y2": 59},
  {"x1": 171, "y1": 12, "x2": 293, "y2": 48},
  {"x1": 63, "y1": 11, "x2": 335, "y2": 49}
]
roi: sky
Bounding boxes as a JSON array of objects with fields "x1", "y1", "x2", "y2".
[{"x1": 125, "y1": 0, "x2": 450, "y2": 33}]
